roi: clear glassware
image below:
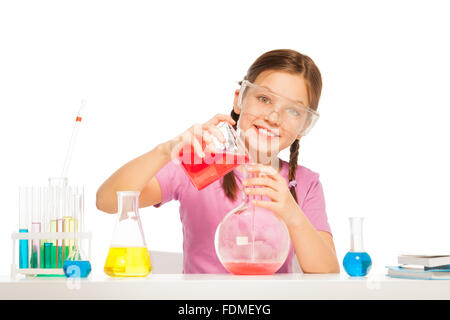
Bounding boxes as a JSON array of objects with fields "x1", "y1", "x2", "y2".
[
  {"x1": 63, "y1": 190, "x2": 92, "y2": 278},
  {"x1": 48, "y1": 177, "x2": 68, "y2": 269},
  {"x1": 214, "y1": 165, "x2": 291, "y2": 275},
  {"x1": 178, "y1": 121, "x2": 250, "y2": 190},
  {"x1": 343, "y1": 217, "x2": 372, "y2": 277},
  {"x1": 104, "y1": 191, "x2": 152, "y2": 277}
]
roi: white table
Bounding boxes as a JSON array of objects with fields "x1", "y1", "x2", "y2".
[{"x1": 1, "y1": 273, "x2": 450, "y2": 300}]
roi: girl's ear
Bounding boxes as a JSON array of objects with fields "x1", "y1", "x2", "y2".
[{"x1": 233, "y1": 89, "x2": 241, "y2": 115}]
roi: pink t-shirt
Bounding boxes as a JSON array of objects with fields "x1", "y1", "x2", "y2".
[{"x1": 154, "y1": 158, "x2": 331, "y2": 274}]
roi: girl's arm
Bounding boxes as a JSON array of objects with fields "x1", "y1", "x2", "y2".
[
  {"x1": 96, "y1": 114, "x2": 236, "y2": 214},
  {"x1": 96, "y1": 142, "x2": 172, "y2": 213},
  {"x1": 286, "y1": 213, "x2": 340, "y2": 273}
]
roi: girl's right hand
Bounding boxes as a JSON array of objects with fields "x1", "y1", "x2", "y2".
[{"x1": 162, "y1": 114, "x2": 236, "y2": 161}]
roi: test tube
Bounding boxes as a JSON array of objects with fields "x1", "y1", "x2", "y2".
[
  {"x1": 70, "y1": 187, "x2": 77, "y2": 254},
  {"x1": 49, "y1": 177, "x2": 68, "y2": 268},
  {"x1": 74, "y1": 192, "x2": 81, "y2": 260},
  {"x1": 49, "y1": 185, "x2": 57, "y2": 268},
  {"x1": 62, "y1": 186, "x2": 74, "y2": 263},
  {"x1": 30, "y1": 186, "x2": 41, "y2": 268},
  {"x1": 37, "y1": 187, "x2": 45, "y2": 269},
  {"x1": 57, "y1": 185, "x2": 64, "y2": 268},
  {"x1": 41, "y1": 187, "x2": 53, "y2": 269},
  {"x1": 63, "y1": 216, "x2": 73, "y2": 261},
  {"x1": 73, "y1": 186, "x2": 83, "y2": 253},
  {"x1": 77, "y1": 186, "x2": 84, "y2": 234},
  {"x1": 68, "y1": 187, "x2": 82, "y2": 261},
  {"x1": 18, "y1": 187, "x2": 29, "y2": 269}
]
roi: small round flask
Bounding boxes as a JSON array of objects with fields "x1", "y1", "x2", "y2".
[{"x1": 343, "y1": 217, "x2": 372, "y2": 277}]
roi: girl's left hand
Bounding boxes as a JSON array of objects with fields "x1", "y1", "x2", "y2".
[{"x1": 242, "y1": 164, "x2": 301, "y2": 227}]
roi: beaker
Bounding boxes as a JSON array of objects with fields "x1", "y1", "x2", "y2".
[
  {"x1": 178, "y1": 121, "x2": 250, "y2": 190},
  {"x1": 214, "y1": 164, "x2": 291, "y2": 275},
  {"x1": 343, "y1": 217, "x2": 372, "y2": 277},
  {"x1": 104, "y1": 191, "x2": 152, "y2": 277}
]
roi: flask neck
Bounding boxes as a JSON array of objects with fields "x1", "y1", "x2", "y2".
[
  {"x1": 242, "y1": 167, "x2": 258, "y2": 204},
  {"x1": 117, "y1": 191, "x2": 140, "y2": 221},
  {"x1": 349, "y1": 217, "x2": 365, "y2": 252},
  {"x1": 113, "y1": 191, "x2": 147, "y2": 248}
]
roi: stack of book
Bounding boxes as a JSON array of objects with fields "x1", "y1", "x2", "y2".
[{"x1": 386, "y1": 254, "x2": 450, "y2": 280}]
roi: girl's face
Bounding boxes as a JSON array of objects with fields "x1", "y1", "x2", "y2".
[{"x1": 233, "y1": 70, "x2": 309, "y2": 162}]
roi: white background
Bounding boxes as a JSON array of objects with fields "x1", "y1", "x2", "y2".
[{"x1": 1, "y1": 0, "x2": 450, "y2": 277}]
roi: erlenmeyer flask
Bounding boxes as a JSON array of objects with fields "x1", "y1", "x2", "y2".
[
  {"x1": 179, "y1": 121, "x2": 250, "y2": 190},
  {"x1": 215, "y1": 164, "x2": 291, "y2": 275},
  {"x1": 104, "y1": 191, "x2": 152, "y2": 277}
]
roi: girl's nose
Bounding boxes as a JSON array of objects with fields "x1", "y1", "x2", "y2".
[{"x1": 265, "y1": 110, "x2": 281, "y2": 126}]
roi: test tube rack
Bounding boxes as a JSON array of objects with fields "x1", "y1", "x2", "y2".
[{"x1": 10, "y1": 231, "x2": 92, "y2": 279}]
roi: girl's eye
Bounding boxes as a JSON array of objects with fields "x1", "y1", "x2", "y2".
[
  {"x1": 257, "y1": 95, "x2": 271, "y2": 104},
  {"x1": 286, "y1": 107, "x2": 301, "y2": 117}
]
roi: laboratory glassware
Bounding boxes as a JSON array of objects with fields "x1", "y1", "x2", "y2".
[
  {"x1": 18, "y1": 187, "x2": 29, "y2": 269},
  {"x1": 49, "y1": 177, "x2": 68, "y2": 268},
  {"x1": 104, "y1": 191, "x2": 152, "y2": 277},
  {"x1": 30, "y1": 186, "x2": 41, "y2": 268},
  {"x1": 63, "y1": 189, "x2": 91, "y2": 278},
  {"x1": 61, "y1": 100, "x2": 86, "y2": 178},
  {"x1": 215, "y1": 164, "x2": 291, "y2": 275},
  {"x1": 343, "y1": 217, "x2": 372, "y2": 277},
  {"x1": 178, "y1": 121, "x2": 250, "y2": 190}
]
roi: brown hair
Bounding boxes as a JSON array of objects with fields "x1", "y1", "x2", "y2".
[{"x1": 222, "y1": 49, "x2": 322, "y2": 203}]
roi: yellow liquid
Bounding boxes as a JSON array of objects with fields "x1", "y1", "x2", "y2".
[{"x1": 104, "y1": 247, "x2": 152, "y2": 277}]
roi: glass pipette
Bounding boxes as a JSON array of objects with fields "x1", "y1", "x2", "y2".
[{"x1": 61, "y1": 99, "x2": 86, "y2": 178}]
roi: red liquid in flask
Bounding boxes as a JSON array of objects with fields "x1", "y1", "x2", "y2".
[
  {"x1": 179, "y1": 141, "x2": 249, "y2": 190},
  {"x1": 223, "y1": 262, "x2": 282, "y2": 275}
]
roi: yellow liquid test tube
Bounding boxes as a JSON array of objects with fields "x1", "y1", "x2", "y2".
[{"x1": 62, "y1": 216, "x2": 74, "y2": 262}]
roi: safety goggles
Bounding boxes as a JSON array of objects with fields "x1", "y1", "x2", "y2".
[{"x1": 237, "y1": 80, "x2": 320, "y2": 136}]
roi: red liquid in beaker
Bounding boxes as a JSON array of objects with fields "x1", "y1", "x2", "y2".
[
  {"x1": 223, "y1": 261, "x2": 282, "y2": 275},
  {"x1": 179, "y1": 142, "x2": 249, "y2": 190}
]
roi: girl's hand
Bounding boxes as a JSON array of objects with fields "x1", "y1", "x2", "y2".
[
  {"x1": 162, "y1": 114, "x2": 236, "y2": 161},
  {"x1": 243, "y1": 164, "x2": 301, "y2": 227}
]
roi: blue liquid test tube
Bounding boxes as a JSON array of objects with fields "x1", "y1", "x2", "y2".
[{"x1": 19, "y1": 187, "x2": 29, "y2": 269}]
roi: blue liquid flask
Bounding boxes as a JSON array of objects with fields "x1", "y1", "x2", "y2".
[
  {"x1": 64, "y1": 253, "x2": 92, "y2": 278},
  {"x1": 63, "y1": 193, "x2": 92, "y2": 279},
  {"x1": 343, "y1": 217, "x2": 372, "y2": 277}
]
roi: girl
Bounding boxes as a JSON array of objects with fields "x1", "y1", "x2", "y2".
[{"x1": 96, "y1": 49, "x2": 340, "y2": 274}]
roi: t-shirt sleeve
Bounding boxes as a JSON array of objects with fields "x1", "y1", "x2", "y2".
[
  {"x1": 301, "y1": 174, "x2": 332, "y2": 235},
  {"x1": 153, "y1": 159, "x2": 190, "y2": 208}
]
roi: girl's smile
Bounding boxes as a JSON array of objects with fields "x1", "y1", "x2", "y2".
[{"x1": 253, "y1": 123, "x2": 280, "y2": 138}]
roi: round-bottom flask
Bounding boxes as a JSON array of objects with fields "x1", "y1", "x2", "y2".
[
  {"x1": 215, "y1": 173, "x2": 291, "y2": 275},
  {"x1": 343, "y1": 217, "x2": 372, "y2": 277}
]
